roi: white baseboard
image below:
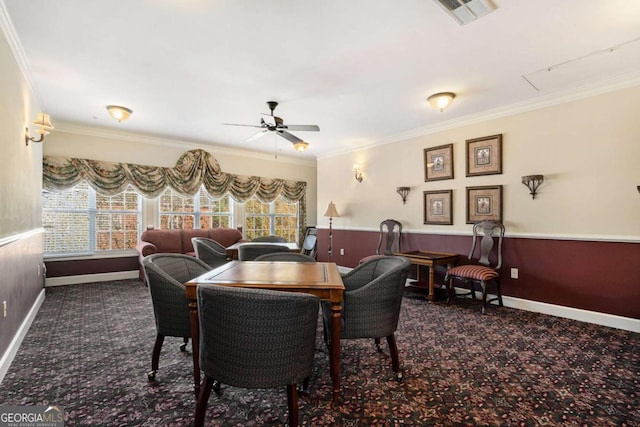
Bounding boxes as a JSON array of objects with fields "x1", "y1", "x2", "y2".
[
  {"x1": 45, "y1": 270, "x2": 139, "y2": 287},
  {"x1": 0, "y1": 289, "x2": 45, "y2": 384}
]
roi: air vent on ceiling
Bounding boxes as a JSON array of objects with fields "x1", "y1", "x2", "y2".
[{"x1": 433, "y1": 0, "x2": 497, "y2": 25}]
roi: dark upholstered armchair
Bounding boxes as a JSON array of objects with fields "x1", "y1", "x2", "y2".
[
  {"x1": 254, "y1": 252, "x2": 316, "y2": 262},
  {"x1": 251, "y1": 235, "x2": 287, "y2": 243},
  {"x1": 322, "y1": 255, "x2": 411, "y2": 380},
  {"x1": 237, "y1": 243, "x2": 290, "y2": 261},
  {"x1": 191, "y1": 237, "x2": 229, "y2": 269},
  {"x1": 142, "y1": 253, "x2": 211, "y2": 381},
  {"x1": 194, "y1": 285, "x2": 319, "y2": 427}
]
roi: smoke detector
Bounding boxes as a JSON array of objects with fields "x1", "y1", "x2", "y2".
[{"x1": 433, "y1": 0, "x2": 497, "y2": 25}]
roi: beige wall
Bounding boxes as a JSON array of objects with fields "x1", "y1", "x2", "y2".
[
  {"x1": 43, "y1": 130, "x2": 319, "y2": 226},
  {"x1": 318, "y1": 86, "x2": 640, "y2": 240}
]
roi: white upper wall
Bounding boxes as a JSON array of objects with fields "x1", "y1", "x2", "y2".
[{"x1": 318, "y1": 85, "x2": 640, "y2": 241}]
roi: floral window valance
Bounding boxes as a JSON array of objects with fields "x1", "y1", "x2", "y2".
[{"x1": 42, "y1": 149, "x2": 307, "y2": 203}]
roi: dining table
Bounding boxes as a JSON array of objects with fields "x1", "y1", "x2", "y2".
[{"x1": 184, "y1": 260, "x2": 345, "y2": 402}]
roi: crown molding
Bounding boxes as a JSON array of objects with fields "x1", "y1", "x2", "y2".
[
  {"x1": 318, "y1": 72, "x2": 640, "y2": 160},
  {"x1": 53, "y1": 123, "x2": 317, "y2": 167}
]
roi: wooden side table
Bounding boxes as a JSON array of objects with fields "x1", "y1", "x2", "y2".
[{"x1": 395, "y1": 250, "x2": 458, "y2": 301}]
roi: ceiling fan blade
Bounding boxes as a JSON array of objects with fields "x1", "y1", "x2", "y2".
[
  {"x1": 284, "y1": 124, "x2": 320, "y2": 132},
  {"x1": 277, "y1": 130, "x2": 303, "y2": 144},
  {"x1": 246, "y1": 130, "x2": 268, "y2": 142},
  {"x1": 222, "y1": 123, "x2": 264, "y2": 128}
]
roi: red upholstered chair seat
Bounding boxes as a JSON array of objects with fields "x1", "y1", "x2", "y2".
[{"x1": 446, "y1": 265, "x2": 498, "y2": 282}]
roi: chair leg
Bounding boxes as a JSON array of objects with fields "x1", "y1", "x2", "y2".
[
  {"x1": 375, "y1": 337, "x2": 382, "y2": 352},
  {"x1": 386, "y1": 334, "x2": 402, "y2": 381},
  {"x1": 194, "y1": 375, "x2": 215, "y2": 427},
  {"x1": 180, "y1": 337, "x2": 188, "y2": 352},
  {"x1": 480, "y1": 280, "x2": 488, "y2": 315},
  {"x1": 495, "y1": 278, "x2": 503, "y2": 307},
  {"x1": 148, "y1": 334, "x2": 164, "y2": 381},
  {"x1": 287, "y1": 383, "x2": 299, "y2": 426}
]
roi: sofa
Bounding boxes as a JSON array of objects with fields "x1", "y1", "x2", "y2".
[{"x1": 136, "y1": 227, "x2": 246, "y2": 281}]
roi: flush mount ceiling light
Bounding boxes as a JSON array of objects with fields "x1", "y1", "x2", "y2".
[
  {"x1": 433, "y1": 0, "x2": 497, "y2": 25},
  {"x1": 106, "y1": 105, "x2": 133, "y2": 122},
  {"x1": 427, "y1": 92, "x2": 456, "y2": 112}
]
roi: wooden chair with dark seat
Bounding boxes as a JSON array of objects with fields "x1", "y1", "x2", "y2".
[
  {"x1": 191, "y1": 237, "x2": 229, "y2": 269},
  {"x1": 359, "y1": 219, "x2": 402, "y2": 264},
  {"x1": 142, "y1": 253, "x2": 211, "y2": 381},
  {"x1": 237, "y1": 243, "x2": 290, "y2": 261},
  {"x1": 444, "y1": 220, "x2": 505, "y2": 314},
  {"x1": 321, "y1": 255, "x2": 412, "y2": 381},
  {"x1": 195, "y1": 285, "x2": 319, "y2": 427}
]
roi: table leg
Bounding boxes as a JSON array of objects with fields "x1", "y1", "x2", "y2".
[
  {"x1": 189, "y1": 300, "x2": 201, "y2": 398},
  {"x1": 427, "y1": 263, "x2": 435, "y2": 301},
  {"x1": 330, "y1": 301, "x2": 342, "y2": 403}
]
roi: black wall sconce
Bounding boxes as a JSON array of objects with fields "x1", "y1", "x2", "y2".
[
  {"x1": 396, "y1": 187, "x2": 410, "y2": 204},
  {"x1": 353, "y1": 164, "x2": 363, "y2": 183},
  {"x1": 522, "y1": 175, "x2": 544, "y2": 199}
]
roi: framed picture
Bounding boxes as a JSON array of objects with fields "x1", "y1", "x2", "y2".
[
  {"x1": 466, "y1": 185, "x2": 502, "y2": 223},
  {"x1": 465, "y1": 134, "x2": 502, "y2": 177},
  {"x1": 423, "y1": 190, "x2": 453, "y2": 225},
  {"x1": 424, "y1": 143, "x2": 454, "y2": 181}
]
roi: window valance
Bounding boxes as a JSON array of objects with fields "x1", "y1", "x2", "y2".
[{"x1": 42, "y1": 149, "x2": 307, "y2": 203}]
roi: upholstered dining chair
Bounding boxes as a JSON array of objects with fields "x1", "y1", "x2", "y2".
[
  {"x1": 194, "y1": 285, "x2": 319, "y2": 427},
  {"x1": 321, "y1": 255, "x2": 412, "y2": 381},
  {"x1": 254, "y1": 252, "x2": 316, "y2": 262},
  {"x1": 142, "y1": 253, "x2": 211, "y2": 381},
  {"x1": 251, "y1": 235, "x2": 287, "y2": 243},
  {"x1": 237, "y1": 243, "x2": 290, "y2": 261},
  {"x1": 444, "y1": 220, "x2": 505, "y2": 314},
  {"x1": 191, "y1": 237, "x2": 229, "y2": 269}
]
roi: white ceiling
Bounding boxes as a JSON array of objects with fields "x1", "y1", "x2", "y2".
[{"x1": 2, "y1": 0, "x2": 640, "y2": 160}]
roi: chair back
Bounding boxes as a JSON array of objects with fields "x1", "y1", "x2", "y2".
[
  {"x1": 143, "y1": 253, "x2": 211, "y2": 338},
  {"x1": 469, "y1": 220, "x2": 505, "y2": 269},
  {"x1": 197, "y1": 285, "x2": 319, "y2": 388},
  {"x1": 339, "y1": 255, "x2": 412, "y2": 339},
  {"x1": 300, "y1": 227, "x2": 317, "y2": 259},
  {"x1": 192, "y1": 237, "x2": 229, "y2": 269},
  {"x1": 255, "y1": 252, "x2": 316, "y2": 262},
  {"x1": 377, "y1": 219, "x2": 402, "y2": 255},
  {"x1": 238, "y1": 243, "x2": 291, "y2": 261},
  {"x1": 251, "y1": 235, "x2": 287, "y2": 243}
]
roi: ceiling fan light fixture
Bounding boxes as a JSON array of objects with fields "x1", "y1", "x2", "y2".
[
  {"x1": 293, "y1": 141, "x2": 309, "y2": 152},
  {"x1": 427, "y1": 92, "x2": 456, "y2": 112},
  {"x1": 106, "y1": 105, "x2": 133, "y2": 122}
]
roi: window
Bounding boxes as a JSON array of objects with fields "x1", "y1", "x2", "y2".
[
  {"x1": 159, "y1": 187, "x2": 232, "y2": 230},
  {"x1": 244, "y1": 197, "x2": 298, "y2": 241},
  {"x1": 43, "y1": 182, "x2": 142, "y2": 256}
]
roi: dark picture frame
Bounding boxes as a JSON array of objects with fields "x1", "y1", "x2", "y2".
[
  {"x1": 423, "y1": 190, "x2": 453, "y2": 225},
  {"x1": 465, "y1": 134, "x2": 502, "y2": 177},
  {"x1": 424, "y1": 143, "x2": 454, "y2": 181},
  {"x1": 466, "y1": 185, "x2": 502, "y2": 224}
]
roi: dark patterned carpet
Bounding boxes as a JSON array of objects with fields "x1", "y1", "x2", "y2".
[{"x1": 1, "y1": 280, "x2": 638, "y2": 426}]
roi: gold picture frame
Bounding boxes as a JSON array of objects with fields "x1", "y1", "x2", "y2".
[
  {"x1": 424, "y1": 143, "x2": 454, "y2": 181},
  {"x1": 466, "y1": 185, "x2": 502, "y2": 224},
  {"x1": 465, "y1": 134, "x2": 502, "y2": 177},
  {"x1": 423, "y1": 190, "x2": 453, "y2": 225}
]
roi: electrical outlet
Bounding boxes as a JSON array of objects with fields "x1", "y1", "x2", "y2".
[
  {"x1": 510, "y1": 268, "x2": 519, "y2": 279},
  {"x1": 2, "y1": 301, "x2": 7, "y2": 318},
  {"x1": 340, "y1": 248, "x2": 345, "y2": 255}
]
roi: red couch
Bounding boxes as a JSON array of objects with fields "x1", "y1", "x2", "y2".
[{"x1": 136, "y1": 227, "x2": 246, "y2": 281}]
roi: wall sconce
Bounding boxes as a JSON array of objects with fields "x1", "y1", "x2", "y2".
[
  {"x1": 522, "y1": 175, "x2": 544, "y2": 199},
  {"x1": 427, "y1": 92, "x2": 456, "y2": 112},
  {"x1": 396, "y1": 187, "x2": 410, "y2": 204},
  {"x1": 106, "y1": 105, "x2": 133, "y2": 122},
  {"x1": 25, "y1": 113, "x2": 54, "y2": 145},
  {"x1": 353, "y1": 164, "x2": 363, "y2": 182}
]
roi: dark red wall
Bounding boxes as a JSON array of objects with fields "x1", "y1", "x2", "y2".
[{"x1": 317, "y1": 228, "x2": 640, "y2": 319}]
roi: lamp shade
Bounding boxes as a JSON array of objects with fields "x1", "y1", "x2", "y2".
[
  {"x1": 293, "y1": 141, "x2": 309, "y2": 152},
  {"x1": 32, "y1": 113, "x2": 54, "y2": 130},
  {"x1": 323, "y1": 201, "x2": 340, "y2": 218}
]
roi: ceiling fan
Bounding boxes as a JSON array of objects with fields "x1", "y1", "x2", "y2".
[{"x1": 223, "y1": 101, "x2": 319, "y2": 152}]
